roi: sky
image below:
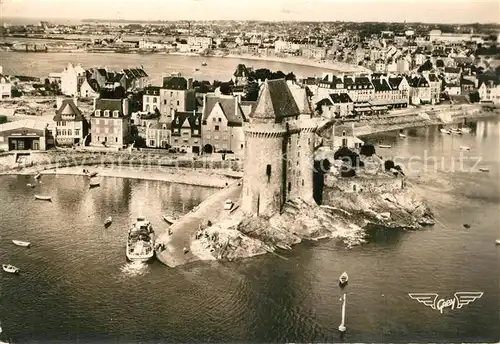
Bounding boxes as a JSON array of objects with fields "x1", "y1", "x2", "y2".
[{"x1": 1, "y1": 0, "x2": 499, "y2": 24}]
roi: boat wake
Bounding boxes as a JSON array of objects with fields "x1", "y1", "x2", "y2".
[{"x1": 120, "y1": 261, "x2": 148, "y2": 277}]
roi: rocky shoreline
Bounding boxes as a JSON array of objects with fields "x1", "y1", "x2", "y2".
[{"x1": 187, "y1": 173, "x2": 433, "y2": 264}]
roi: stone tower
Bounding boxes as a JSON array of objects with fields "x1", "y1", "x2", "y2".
[
  {"x1": 241, "y1": 79, "x2": 300, "y2": 217},
  {"x1": 287, "y1": 86, "x2": 318, "y2": 202}
]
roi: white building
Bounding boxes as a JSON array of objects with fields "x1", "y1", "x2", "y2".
[
  {"x1": 60, "y1": 63, "x2": 86, "y2": 97},
  {"x1": 0, "y1": 72, "x2": 12, "y2": 100},
  {"x1": 478, "y1": 80, "x2": 500, "y2": 103},
  {"x1": 53, "y1": 98, "x2": 88, "y2": 146}
]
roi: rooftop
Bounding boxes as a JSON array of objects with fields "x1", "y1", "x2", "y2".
[{"x1": 250, "y1": 79, "x2": 300, "y2": 123}]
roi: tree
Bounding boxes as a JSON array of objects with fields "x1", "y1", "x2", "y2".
[
  {"x1": 243, "y1": 82, "x2": 260, "y2": 101},
  {"x1": 285, "y1": 72, "x2": 296, "y2": 81},
  {"x1": 334, "y1": 146, "x2": 363, "y2": 178},
  {"x1": 271, "y1": 71, "x2": 286, "y2": 79},
  {"x1": 384, "y1": 160, "x2": 395, "y2": 171},
  {"x1": 360, "y1": 144, "x2": 376, "y2": 157},
  {"x1": 417, "y1": 60, "x2": 433, "y2": 73},
  {"x1": 469, "y1": 91, "x2": 480, "y2": 103},
  {"x1": 219, "y1": 83, "x2": 231, "y2": 95},
  {"x1": 0, "y1": 115, "x2": 7, "y2": 124}
]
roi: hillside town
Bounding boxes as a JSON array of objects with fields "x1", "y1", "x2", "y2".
[{"x1": 0, "y1": 21, "x2": 499, "y2": 155}]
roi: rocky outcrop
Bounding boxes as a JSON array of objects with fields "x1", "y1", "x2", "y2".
[{"x1": 190, "y1": 173, "x2": 433, "y2": 263}]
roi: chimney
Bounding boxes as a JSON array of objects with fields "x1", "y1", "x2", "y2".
[
  {"x1": 72, "y1": 97, "x2": 78, "y2": 107},
  {"x1": 56, "y1": 97, "x2": 64, "y2": 110},
  {"x1": 122, "y1": 98, "x2": 129, "y2": 116},
  {"x1": 93, "y1": 97, "x2": 97, "y2": 111},
  {"x1": 187, "y1": 77, "x2": 193, "y2": 90}
]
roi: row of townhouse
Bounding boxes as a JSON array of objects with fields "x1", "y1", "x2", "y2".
[
  {"x1": 49, "y1": 63, "x2": 148, "y2": 98},
  {"x1": 142, "y1": 92, "x2": 254, "y2": 156},
  {"x1": 313, "y1": 72, "x2": 444, "y2": 118},
  {"x1": 52, "y1": 91, "x2": 253, "y2": 156}
]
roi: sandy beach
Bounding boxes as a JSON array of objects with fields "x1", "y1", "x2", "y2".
[
  {"x1": 224, "y1": 53, "x2": 370, "y2": 74},
  {"x1": 4, "y1": 164, "x2": 243, "y2": 188}
]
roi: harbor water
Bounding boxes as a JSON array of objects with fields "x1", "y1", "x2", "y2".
[{"x1": 0, "y1": 118, "x2": 499, "y2": 343}]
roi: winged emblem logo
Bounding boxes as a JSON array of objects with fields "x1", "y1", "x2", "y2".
[{"x1": 408, "y1": 292, "x2": 483, "y2": 313}]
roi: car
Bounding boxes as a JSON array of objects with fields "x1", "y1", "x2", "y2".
[{"x1": 223, "y1": 199, "x2": 233, "y2": 210}]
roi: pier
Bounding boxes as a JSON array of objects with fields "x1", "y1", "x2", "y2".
[{"x1": 155, "y1": 181, "x2": 242, "y2": 268}]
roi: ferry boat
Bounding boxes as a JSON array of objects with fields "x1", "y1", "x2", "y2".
[{"x1": 126, "y1": 217, "x2": 155, "y2": 262}]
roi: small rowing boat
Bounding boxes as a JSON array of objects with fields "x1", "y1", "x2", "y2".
[
  {"x1": 163, "y1": 215, "x2": 176, "y2": 225},
  {"x1": 34, "y1": 195, "x2": 52, "y2": 201},
  {"x1": 379, "y1": 145, "x2": 391, "y2": 149},
  {"x1": 479, "y1": 168, "x2": 489, "y2": 172},
  {"x1": 89, "y1": 180, "x2": 100, "y2": 188},
  {"x1": 460, "y1": 146, "x2": 471, "y2": 151},
  {"x1": 339, "y1": 272, "x2": 348, "y2": 287},
  {"x1": 89, "y1": 171, "x2": 98, "y2": 177},
  {"x1": 12, "y1": 240, "x2": 30, "y2": 247},
  {"x1": 440, "y1": 128, "x2": 451, "y2": 134},
  {"x1": 26, "y1": 183, "x2": 35, "y2": 188},
  {"x1": 2, "y1": 264, "x2": 20, "y2": 274},
  {"x1": 104, "y1": 216, "x2": 112, "y2": 227}
]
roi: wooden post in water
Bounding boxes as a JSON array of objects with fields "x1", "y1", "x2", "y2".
[{"x1": 339, "y1": 293, "x2": 347, "y2": 332}]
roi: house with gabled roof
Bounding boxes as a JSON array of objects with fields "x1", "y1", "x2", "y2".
[
  {"x1": 316, "y1": 93, "x2": 353, "y2": 119},
  {"x1": 90, "y1": 98, "x2": 130, "y2": 148},
  {"x1": 52, "y1": 97, "x2": 88, "y2": 146},
  {"x1": 201, "y1": 93, "x2": 247, "y2": 155},
  {"x1": 80, "y1": 78, "x2": 100, "y2": 99},
  {"x1": 159, "y1": 76, "x2": 197, "y2": 123},
  {"x1": 409, "y1": 75, "x2": 431, "y2": 105},
  {"x1": 170, "y1": 110, "x2": 202, "y2": 154},
  {"x1": 233, "y1": 64, "x2": 251, "y2": 86},
  {"x1": 0, "y1": 72, "x2": 12, "y2": 100}
]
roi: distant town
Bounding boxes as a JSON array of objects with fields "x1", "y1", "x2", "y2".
[{"x1": 0, "y1": 19, "x2": 499, "y2": 155}]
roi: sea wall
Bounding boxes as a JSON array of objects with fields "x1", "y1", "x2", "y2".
[
  {"x1": 0, "y1": 150, "x2": 243, "y2": 174},
  {"x1": 353, "y1": 105, "x2": 492, "y2": 136}
]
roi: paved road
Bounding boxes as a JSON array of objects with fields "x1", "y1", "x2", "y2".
[{"x1": 155, "y1": 181, "x2": 242, "y2": 268}]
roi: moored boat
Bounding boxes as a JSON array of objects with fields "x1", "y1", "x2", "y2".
[
  {"x1": 339, "y1": 272, "x2": 348, "y2": 287},
  {"x1": 461, "y1": 127, "x2": 471, "y2": 133},
  {"x1": 89, "y1": 179, "x2": 100, "y2": 187},
  {"x1": 89, "y1": 171, "x2": 98, "y2": 177},
  {"x1": 2, "y1": 264, "x2": 20, "y2": 274},
  {"x1": 450, "y1": 128, "x2": 462, "y2": 135},
  {"x1": 398, "y1": 133, "x2": 406, "y2": 138},
  {"x1": 379, "y1": 145, "x2": 391, "y2": 149},
  {"x1": 496, "y1": 239, "x2": 500, "y2": 245},
  {"x1": 201, "y1": 62, "x2": 207, "y2": 66},
  {"x1": 479, "y1": 168, "x2": 490, "y2": 172},
  {"x1": 34, "y1": 173, "x2": 41, "y2": 179},
  {"x1": 126, "y1": 217, "x2": 155, "y2": 262},
  {"x1": 26, "y1": 183, "x2": 35, "y2": 188},
  {"x1": 104, "y1": 216, "x2": 113, "y2": 227},
  {"x1": 440, "y1": 128, "x2": 451, "y2": 134},
  {"x1": 163, "y1": 215, "x2": 176, "y2": 224},
  {"x1": 34, "y1": 195, "x2": 52, "y2": 201},
  {"x1": 460, "y1": 146, "x2": 471, "y2": 151},
  {"x1": 12, "y1": 240, "x2": 30, "y2": 247}
]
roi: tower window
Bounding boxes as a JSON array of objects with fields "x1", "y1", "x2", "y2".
[
  {"x1": 342, "y1": 131, "x2": 346, "y2": 136},
  {"x1": 302, "y1": 179, "x2": 304, "y2": 186},
  {"x1": 288, "y1": 182, "x2": 291, "y2": 192},
  {"x1": 266, "y1": 164, "x2": 271, "y2": 182}
]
